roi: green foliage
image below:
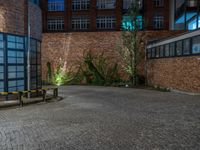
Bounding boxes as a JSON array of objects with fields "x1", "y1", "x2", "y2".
[
  {"x1": 47, "y1": 62, "x2": 52, "y2": 83},
  {"x1": 46, "y1": 60, "x2": 73, "y2": 86},
  {"x1": 74, "y1": 50, "x2": 121, "y2": 86},
  {"x1": 153, "y1": 85, "x2": 171, "y2": 92},
  {"x1": 117, "y1": 0, "x2": 144, "y2": 86}
]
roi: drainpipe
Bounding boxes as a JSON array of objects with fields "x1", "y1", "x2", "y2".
[{"x1": 27, "y1": 1, "x2": 31, "y2": 98}]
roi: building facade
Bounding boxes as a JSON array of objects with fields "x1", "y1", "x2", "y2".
[
  {"x1": 41, "y1": 0, "x2": 174, "y2": 32},
  {"x1": 0, "y1": 0, "x2": 42, "y2": 93}
]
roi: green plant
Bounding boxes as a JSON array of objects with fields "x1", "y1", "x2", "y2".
[
  {"x1": 117, "y1": 0, "x2": 145, "y2": 87},
  {"x1": 75, "y1": 50, "x2": 122, "y2": 86},
  {"x1": 47, "y1": 62, "x2": 52, "y2": 83}
]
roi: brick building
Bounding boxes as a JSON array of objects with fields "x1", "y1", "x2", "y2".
[
  {"x1": 40, "y1": 0, "x2": 171, "y2": 32},
  {"x1": 0, "y1": 0, "x2": 199, "y2": 94},
  {"x1": 0, "y1": 0, "x2": 42, "y2": 93}
]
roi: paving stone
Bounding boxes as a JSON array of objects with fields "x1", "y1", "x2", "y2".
[{"x1": 0, "y1": 86, "x2": 199, "y2": 150}]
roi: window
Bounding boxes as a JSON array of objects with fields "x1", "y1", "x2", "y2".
[
  {"x1": 160, "y1": 45, "x2": 164, "y2": 57},
  {"x1": 72, "y1": 17, "x2": 89, "y2": 30},
  {"x1": 97, "y1": 16, "x2": 116, "y2": 29},
  {"x1": 153, "y1": 15, "x2": 164, "y2": 29},
  {"x1": 187, "y1": 0, "x2": 198, "y2": 7},
  {"x1": 0, "y1": 34, "x2": 4, "y2": 64},
  {"x1": 156, "y1": 47, "x2": 160, "y2": 58},
  {"x1": 97, "y1": 0, "x2": 116, "y2": 9},
  {"x1": 192, "y1": 36, "x2": 200, "y2": 54},
  {"x1": 151, "y1": 48, "x2": 156, "y2": 58},
  {"x1": 183, "y1": 39, "x2": 190, "y2": 55},
  {"x1": 122, "y1": 16, "x2": 143, "y2": 30},
  {"x1": 165, "y1": 44, "x2": 170, "y2": 57},
  {"x1": 169, "y1": 43, "x2": 175, "y2": 56},
  {"x1": 48, "y1": 0, "x2": 64, "y2": 11},
  {"x1": 176, "y1": 41, "x2": 183, "y2": 56},
  {"x1": 0, "y1": 81, "x2": 4, "y2": 92},
  {"x1": 47, "y1": 17, "x2": 64, "y2": 31},
  {"x1": 0, "y1": 66, "x2": 3, "y2": 80},
  {"x1": 123, "y1": 0, "x2": 142, "y2": 10},
  {"x1": 6, "y1": 35, "x2": 25, "y2": 92},
  {"x1": 153, "y1": 0, "x2": 164, "y2": 6},
  {"x1": 72, "y1": 0, "x2": 90, "y2": 11}
]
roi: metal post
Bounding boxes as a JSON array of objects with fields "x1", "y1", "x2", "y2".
[
  {"x1": 19, "y1": 92, "x2": 23, "y2": 107},
  {"x1": 27, "y1": 4, "x2": 31, "y2": 98},
  {"x1": 42, "y1": 90, "x2": 46, "y2": 102}
]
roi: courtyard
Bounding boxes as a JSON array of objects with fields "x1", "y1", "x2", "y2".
[{"x1": 0, "y1": 86, "x2": 200, "y2": 149}]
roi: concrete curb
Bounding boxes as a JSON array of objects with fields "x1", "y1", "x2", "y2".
[{"x1": 0, "y1": 96, "x2": 62, "y2": 109}]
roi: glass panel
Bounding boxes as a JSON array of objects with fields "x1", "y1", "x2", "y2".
[
  {"x1": 165, "y1": 44, "x2": 170, "y2": 57},
  {"x1": 151, "y1": 48, "x2": 156, "y2": 58},
  {"x1": 156, "y1": 47, "x2": 160, "y2": 58},
  {"x1": 0, "y1": 41, "x2": 4, "y2": 48},
  {"x1": 192, "y1": 36, "x2": 200, "y2": 54},
  {"x1": 8, "y1": 58, "x2": 16, "y2": 64},
  {"x1": 17, "y1": 80, "x2": 24, "y2": 86},
  {"x1": 7, "y1": 35, "x2": 15, "y2": 42},
  {"x1": 8, "y1": 87, "x2": 17, "y2": 92},
  {"x1": 176, "y1": 41, "x2": 183, "y2": 56},
  {"x1": 160, "y1": 45, "x2": 164, "y2": 57},
  {"x1": 8, "y1": 81, "x2": 16, "y2": 87},
  {"x1": 170, "y1": 43, "x2": 175, "y2": 56},
  {"x1": 0, "y1": 34, "x2": 3, "y2": 41},
  {"x1": 183, "y1": 39, "x2": 190, "y2": 55},
  {"x1": 8, "y1": 42, "x2": 16, "y2": 49},
  {"x1": 0, "y1": 81, "x2": 4, "y2": 90}
]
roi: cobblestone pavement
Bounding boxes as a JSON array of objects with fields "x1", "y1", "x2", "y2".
[{"x1": 0, "y1": 86, "x2": 200, "y2": 150}]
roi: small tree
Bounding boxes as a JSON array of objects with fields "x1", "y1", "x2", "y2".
[{"x1": 118, "y1": 0, "x2": 143, "y2": 86}]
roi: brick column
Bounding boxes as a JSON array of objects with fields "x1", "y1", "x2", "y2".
[
  {"x1": 115, "y1": 0, "x2": 122, "y2": 31},
  {"x1": 65, "y1": 0, "x2": 71, "y2": 31},
  {"x1": 41, "y1": 0, "x2": 47, "y2": 32},
  {"x1": 90, "y1": 0, "x2": 97, "y2": 31}
]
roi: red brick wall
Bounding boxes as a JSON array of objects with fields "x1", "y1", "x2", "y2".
[
  {"x1": 0, "y1": 0, "x2": 42, "y2": 40},
  {"x1": 28, "y1": 2, "x2": 42, "y2": 40},
  {"x1": 0, "y1": 0, "x2": 26, "y2": 35},
  {"x1": 41, "y1": 31, "x2": 181, "y2": 81},
  {"x1": 147, "y1": 56, "x2": 200, "y2": 93}
]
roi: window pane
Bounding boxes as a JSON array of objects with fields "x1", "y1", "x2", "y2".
[
  {"x1": 0, "y1": 41, "x2": 4, "y2": 48},
  {"x1": 151, "y1": 48, "x2": 156, "y2": 58},
  {"x1": 165, "y1": 44, "x2": 170, "y2": 57},
  {"x1": 160, "y1": 45, "x2": 164, "y2": 57},
  {"x1": 183, "y1": 39, "x2": 190, "y2": 55},
  {"x1": 8, "y1": 80, "x2": 16, "y2": 87},
  {"x1": 156, "y1": 47, "x2": 159, "y2": 58},
  {"x1": 192, "y1": 36, "x2": 200, "y2": 54},
  {"x1": 170, "y1": 43, "x2": 175, "y2": 56},
  {"x1": 176, "y1": 41, "x2": 183, "y2": 56}
]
